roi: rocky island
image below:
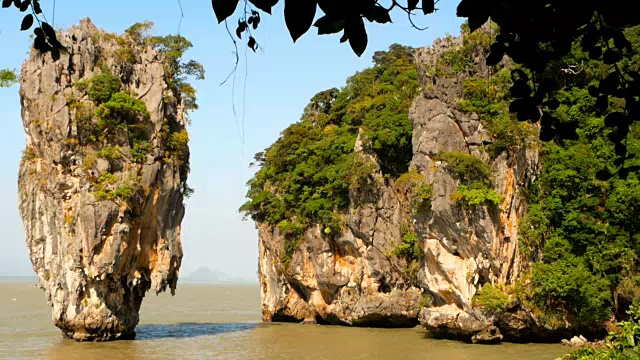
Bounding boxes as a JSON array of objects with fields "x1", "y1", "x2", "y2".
[
  {"x1": 242, "y1": 23, "x2": 640, "y2": 344},
  {"x1": 17, "y1": 19, "x2": 201, "y2": 341}
]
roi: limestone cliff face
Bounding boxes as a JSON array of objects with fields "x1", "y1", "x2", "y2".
[
  {"x1": 18, "y1": 19, "x2": 188, "y2": 341},
  {"x1": 258, "y1": 33, "x2": 543, "y2": 341}
]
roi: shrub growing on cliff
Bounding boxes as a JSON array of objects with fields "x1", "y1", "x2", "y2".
[
  {"x1": 459, "y1": 68, "x2": 534, "y2": 157},
  {"x1": 96, "y1": 91, "x2": 150, "y2": 129},
  {"x1": 97, "y1": 146, "x2": 122, "y2": 161},
  {"x1": 436, "y1": 152, "x2": 502, "y2": 208},
  {"x1": 395, "y1": 170, "x2": 433, "y2": 212},
  {"x1": 393, "y1": 230, "x2": 422, "y2": 261},
  {"x1": 473, "y1": 283, "x2": 510, "y2": 314},
  {"x1": 85, "y1": 71, "x2": 122, "y2": 105},
  {"x1": 413, "y1": 183, "x2": 434, "y2": 212}
]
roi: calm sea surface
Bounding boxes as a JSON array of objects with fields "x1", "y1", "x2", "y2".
[{"x1": 0, "y1": 281, "x2": 570, "y2": 360}]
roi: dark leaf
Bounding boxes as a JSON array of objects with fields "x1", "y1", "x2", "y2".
[
  {"x1": 19, "y1": 0, "x2": 29, "y2": 12},
  {"x1": 41, "y1": 22, "x2": 56, "y2": 40},
  {"x1": 2, "y1": 0, "x2": 11, "y2": 8},
  {"x1": 422, "y1": 0, "x2": 434, "y2": 14},
  {"x1": 248, "y1": 36, "x2": 257, "y2": 52},
  {"x1": 511, "y1": 69, "x2": 529, "y2": 82},
  {"x1": 340, "y1": 30, "x2": 349, "y2": 43},
  {"x1": 628, "y1": 71, "x2": 640, "y2": 81},
  {"x1": 615, "y1": 143, "x2": 627, "y2": 157},
  {"x1": 618, "y1": 167, "x2": 629, "y2": 180},
  {"x1": 247, "y1": 17, "x2": 253, "y2": 24},
  {"x1": 607, "y1": 127, "x2": 627, "y2": 143},
  {"x1": 346, "y1": 15, "x2": 367, "y2": 56},
  {"x1": 540, "y1": 114, "x2": 558, "y2": 128},
  {"x1": 314, "y1": 15, "x2": 345, "y2": 35},
  {"x1": 588, "y1": 85, "x2": 600, "y2": 97},
  {"x1": 580, "y1": 27, "x2": 597, "y2": 52},
  {"x1": 595, "y1": 95, "x2": 608, "y2": 113},
  {"x1": 556, "y1": 123, "x2": 579, "y2": 140},
  {"x1": 51, "y1": 47, "x2": 60, "y2": 61},
  {"x1": 516, "y1": 101, "x2": 538, "y2": 122},
  {"x1": 510, "y1": 80, "x2": 531, "y2": 98},
  {"x1": 248, "y1": 0, "x2": 279, "y2": 14},
  {"x1": 33, "y1": 37, "x2": 49, "y2": 52},
  {"x1": 613, "y1": 32, "x2": 632, "y2": 51},
  {"x1": 509, "y1": 98, "x2": 525, "y2": 114},
  {"x1": 589, "y1": 47, "x2": 602, "y2": 60},
  {"x1": 12, "y1": 0, "x2": 19, "y2": 7},
  {"x1": 595, "y1": 169, "x2": 613, "y2": 181},
  {"x1": 32, "y1": 0, "x2": 40, "y2": 13},
  {"x1": 538, "y1": 79, "x2": 557, "y2": 94},
  {"x1": 603, "y1": 50, "x2": 621, "y2": 64},
  {"x1": 212, "y1": 0, "x2": 240, "y2": 23},
  {"x1": 543, "y1": 99, "x2": 560, "y2": 110},
  {"x1": 363, "y1": 4, "x2": 392, "y2": 24},
  {"x1": 20, "y1": 14, "x2": 33, "y2": 31},
  {"x1": 284, "y1": 0, "x2": 317, "y2": 42},
  {"x1": 468, "y1": 14, "x2": 488, "y2": 32},
  {"x1": 252, "y1": 14, "x2": 261, "y2": 29},
  {"x1": 486, "y1": 42, "x2": 504, "y2": 66},
  {"x1": 599, "y1": 72, "x2": 620, "y2": 94},
  {"x1": 407, "y1": 0, "x2": 418, "y2": 11},
  {"x1": 604, "y1": 112, "x2": 625, "y2": 128},
  {"x1": 539, "y1": 126, "x2": 556, "y2": 142},
  {"x1": 50, "y1": 38, "x2": 66, "y2": 52},
  {"x1": 236, "y1": 20, "x2": 247, "y2": 39},
  {"x1": 614, "y1": 157, "x2": 625, "y2": 166}
]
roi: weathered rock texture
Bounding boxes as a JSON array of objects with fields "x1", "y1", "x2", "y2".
[
  {"x1": 257, "y1": 30, "x2": 548, "y2": 341},
  {"x1": 18, "y1": 19, "x2": 188, "y2": 341}
]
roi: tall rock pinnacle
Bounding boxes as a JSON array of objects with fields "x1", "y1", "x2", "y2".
[{"x1": 17, "y1": 18, "x2": 193, "y2": 341}]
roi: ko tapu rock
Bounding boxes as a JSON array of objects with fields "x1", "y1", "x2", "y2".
[{"x1": 18, "y1": 19, "x2": 195, "y2": 341}]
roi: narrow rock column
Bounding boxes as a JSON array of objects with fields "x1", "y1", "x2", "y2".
[{"x1": 17, "y1": 18, "x2": 189, "y2": 341}]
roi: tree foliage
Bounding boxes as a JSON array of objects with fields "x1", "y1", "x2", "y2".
[
  {"x1": 240, "y1": 44, "x2": 418, "y2": 253},
  {"x1": 0, "y1": 69, "x2": 18, "y2": 88},
  {"x1": 561, "y1": 306, "x2": 640, "y2": 359},
  {"x1": 517, "y1": 26, "x2": 640, "y2": 324}
]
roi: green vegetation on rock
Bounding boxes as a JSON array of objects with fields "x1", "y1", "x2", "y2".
[
  {"x1": 561, "y1": 306, "x2": 640, "y2": 359},
  {"x1": 472, "y1": 283, "x2": 510, "y2": 314},
  {"x1": 436, "y1": 151, "x2": 502, "y2": 208},
  {"x1": 517, "y1": 26, "x2": 640, "y2": 325},
  {"x1": 240, "y1": 45, "x2": 419, "y2": 250}
]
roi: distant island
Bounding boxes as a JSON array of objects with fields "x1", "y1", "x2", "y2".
[{"x1": 181, "y1": 267, "x2": 257, "y2": 285}]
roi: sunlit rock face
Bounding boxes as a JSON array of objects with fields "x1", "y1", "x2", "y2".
[
  {"x1": 257, "y1": 26, "x2": 542, "y2": 342},
  {"x1": 18, "y1": 18, "x2": 188, "y2": 341}
]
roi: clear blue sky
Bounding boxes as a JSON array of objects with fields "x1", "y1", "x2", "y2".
[{"x1": 0, "y1": 1, "x2": 463, "y2": 280}]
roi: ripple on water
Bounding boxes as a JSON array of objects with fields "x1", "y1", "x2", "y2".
[{"x1": 0, "y1": 282, "x2": 571, "y2": 360}]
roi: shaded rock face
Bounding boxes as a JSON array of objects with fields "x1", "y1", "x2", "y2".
[
  {"x1": 18, "y1": 19, "x2": 188, "y2": 341},
  {"x1": 257, "y1": 29, "x2": 544, "y2": 342}
]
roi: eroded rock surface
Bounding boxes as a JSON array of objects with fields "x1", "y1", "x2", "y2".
[{"x1": 18, "y1": 19, "x2": 189, "y2": 341}]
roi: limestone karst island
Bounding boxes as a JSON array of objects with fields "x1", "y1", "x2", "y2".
[{"x1": 0, "y1": 1, "x2": 639, "y2": 360}]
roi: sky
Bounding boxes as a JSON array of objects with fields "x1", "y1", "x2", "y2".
[{"x1": 0, "y1": 1, "x2": 464, "y2": 281}]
